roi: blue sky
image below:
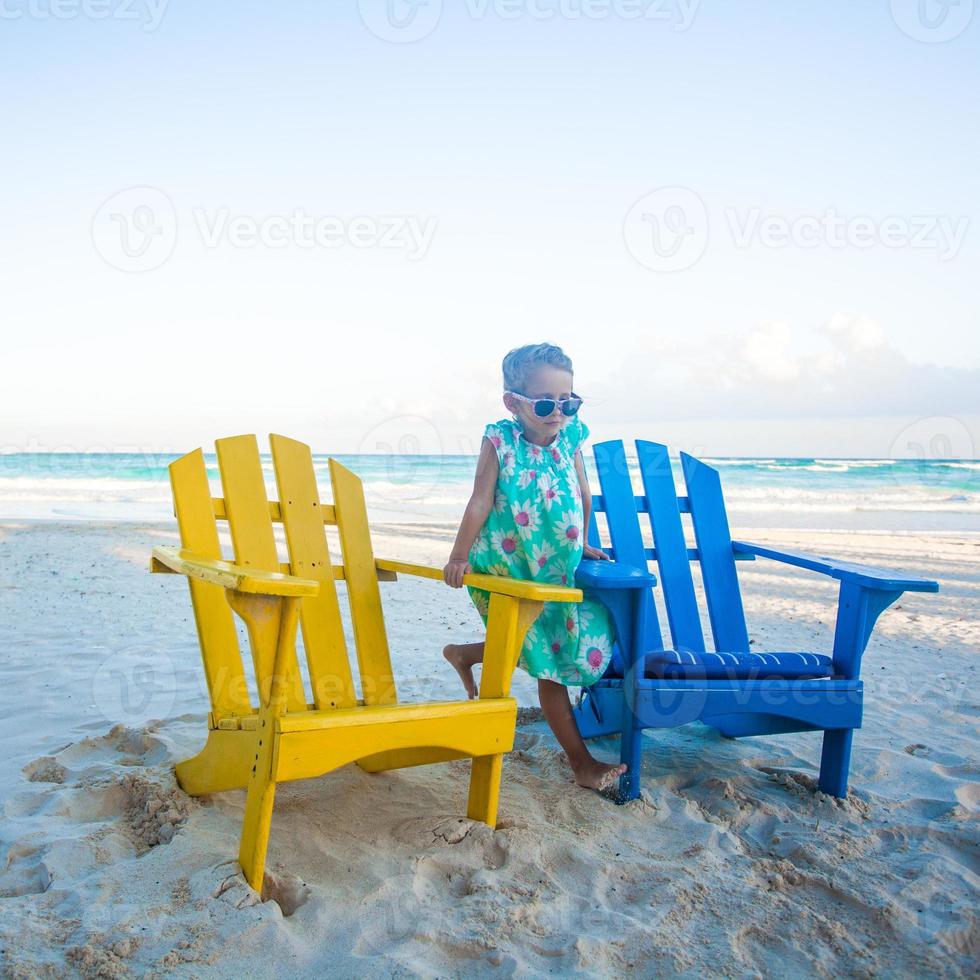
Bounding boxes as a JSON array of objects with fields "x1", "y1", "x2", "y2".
[{"x1": 2, "y1": 1, "x2": 977, "y2": 456}]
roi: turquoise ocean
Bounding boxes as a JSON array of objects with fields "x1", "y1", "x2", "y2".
[{"x1": 0, "y1": 453, "x2": 977, "y2": 533}]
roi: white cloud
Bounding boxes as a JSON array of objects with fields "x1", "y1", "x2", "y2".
[
  {"x1": 824, "y1": 313, "x2": 885, "y2": 353},
  {"x1": 593, "y1": 315, "x2": 980, "y2": 422},
  {"x1": 741, "y1": 321, "x2": 801, "y2": 383}
]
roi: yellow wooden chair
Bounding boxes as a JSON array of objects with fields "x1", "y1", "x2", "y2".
[{"x1": 150, "y1": 433, "x2": 581, "y2": 893}]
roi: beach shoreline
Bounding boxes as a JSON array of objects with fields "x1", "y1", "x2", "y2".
[{"x1": 1, "y1": 451, "x2": 977, "y2": 534}]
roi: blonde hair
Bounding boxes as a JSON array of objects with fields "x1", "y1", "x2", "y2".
[{"x1": 501, "y1": 343, "x2": 573, "y2": 393}]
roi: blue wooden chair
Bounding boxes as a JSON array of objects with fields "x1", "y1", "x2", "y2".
[{"x1": 572, "y1": 440, "x2": 939, "y2": 802}]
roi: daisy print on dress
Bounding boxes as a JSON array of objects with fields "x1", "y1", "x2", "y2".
[
  {"x1": 490, "y1": 528, "x2": 522, "y2": 561},
  {"x1": 510, "y1": 497, "x2": 541, "y2": 539},
  {"x1": 517, "y1": 467, "x2": 539, "y2": 491},
  {"x1": 470, "y1": 532, "x2": 491, "y2": 558},
  {"x1": 470, "y1": 589, "x2": 489, "y2": 618},
  {"x1": 545, "y1": 627, "x2": 568, "y2": 659},
  {"x1": 577, "y1": 602, "x2": 600, "y2": 633},
  {"x1": 581, "y1": 632, "x2": 612, "y2": 676},
  {"x1": 524, "y1": 442, "x2": 545, "y2": 464},
  {"x1": 536, "y1": 471, "x2": 563, "y2": 511},
  {"x1": 485, "y1": 425, "x2": 505, "y2": 455},
  {"x1": 528, "y1": 540, "x2": 557, "y2": 573},
  {"x1": 554, "y1": 511, "x2": 583, "y2": 550}
]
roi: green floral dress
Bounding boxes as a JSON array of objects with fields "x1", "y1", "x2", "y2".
[{"x1": 466, "y1": 414, "x2": 616, "y2": 686}]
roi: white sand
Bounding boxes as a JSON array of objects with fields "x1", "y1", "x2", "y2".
[{"x1": 0, "y1": 520, "x2": 977, "y2": 977}]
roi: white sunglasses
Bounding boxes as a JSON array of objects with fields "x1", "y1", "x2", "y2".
[{"x1": 506, "y1": 390, "x2": 583, "y2": 418}]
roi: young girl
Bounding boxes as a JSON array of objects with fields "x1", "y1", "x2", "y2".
[{"x1": 442, "y1": 343, "x2": 627, "y2": 793}]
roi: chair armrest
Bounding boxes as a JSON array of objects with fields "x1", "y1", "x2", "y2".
[
  {"x1": 150, "y1": 546, "x2": 320, "y2": 597},
  {"x1": 374, "y1": 558, "x2": 582, "y2": 602},
  {"x1": 730, "y1": 540, "x2": 939, "y2": 593},
  {"x1": 575, "y1": 559, "x2": 658, "y2": 590}
]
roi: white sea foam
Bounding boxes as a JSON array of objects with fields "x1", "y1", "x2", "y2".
[
  {"x1": 1, "y1": 457, "x2": 977, "y2": 531},
  {"x1": 0, "y1": 477, "x2": 171, "y2": 502}
]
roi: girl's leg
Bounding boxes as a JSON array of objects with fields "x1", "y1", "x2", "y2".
[
  {"x1": 538, "y1": 679, "x2": 627, "y2": 792},
  {"x1": 443, "y1": 641, "x2": 484, "y2": 699}
]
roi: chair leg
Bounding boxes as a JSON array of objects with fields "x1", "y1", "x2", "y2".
[
  {"x1": 818, "y1": 728, "x2": 853, "y2": 798},
  {"x1": 615, "y1": 587, "x2": 650, "y2": 803},
  {"x1": 225, "y1": 593, "x2": 300, "y2": 894},
  {"x1": 238, "y1": 743, "x2": 277, "y2": 894},
  {"x1": 618, "y1": 717, "x2": 643, "y2": 803},
  {"x1": 466, "y1": 754, "x2": 503, "y2": 828}
]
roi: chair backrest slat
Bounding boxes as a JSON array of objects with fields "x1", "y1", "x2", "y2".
[
  {"x1": 593, "y1": 442, "x2": 645, "y2": 566},
  {"x1": 593, "y1": 440, "x2": 664, "y2": 652},
  {"x1": 635, "y1": 441, "x2": 706, "y2": 652},
  {"x1": 329, "y1": 458, "x2": 396, "y2": 706},
  {"x1": 681, "y1": 452, "x2": 749, "y2": 652},
  {"x1": 215, "y1": 435, "x2": 308, "y2": 711},
  {"x1": 270, "y1": 434, "x2": 357, "y2": 710},
  {"x1": 169, "y1": 448, "x2": 251, "y2": 719}
]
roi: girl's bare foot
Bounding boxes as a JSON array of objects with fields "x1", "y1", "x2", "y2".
[
  {"x1": 572, "y1": 759, "x2": 628, "y2": 793},
  {"x1": 443, "y1": 644, "x2": 477, "y2": 699}
]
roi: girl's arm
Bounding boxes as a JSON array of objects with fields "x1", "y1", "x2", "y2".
[
  {"x1": 444, "y1": 437, "x2": 499, "y2": 587},
  {"x1": 575, "y1": 448, "x2": 610, "y2": 560}
]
